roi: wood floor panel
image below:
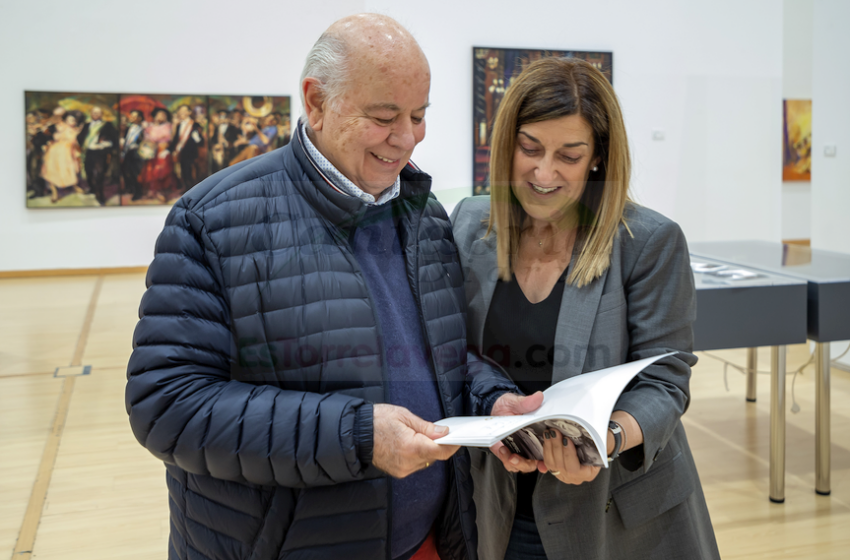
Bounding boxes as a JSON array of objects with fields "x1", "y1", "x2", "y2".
[
  {"x1": 80, "y1": 274, "x2": 147, "y2": 370},
  {"x1": 0, "y1": 376, "x2": 65, "y2": 557},
  {"x1": 30, "y1": 366, "x2": 169, "y2": 559},
  {"x1": 0, "y1": 276, "x2": 98, "y2": 376}
]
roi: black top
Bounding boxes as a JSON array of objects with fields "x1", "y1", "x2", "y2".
[{"x1": 482, "y1": 269, "x2": 568, "y2": 519}]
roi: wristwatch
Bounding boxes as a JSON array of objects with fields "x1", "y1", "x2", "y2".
[{"x1": 608, "y1": 421, "x2": 623, "y2": 462}]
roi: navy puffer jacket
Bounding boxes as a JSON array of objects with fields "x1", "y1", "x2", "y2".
[{"x1": 126, "y1": 132, "x2": 477, "y2": 560}]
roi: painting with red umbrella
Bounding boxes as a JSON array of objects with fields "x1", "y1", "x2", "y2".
[
  {"x1": 25, "y1": 91, "x2": 288, "y2": 208},
  {"x1": 25, "y1": 91, "x2": 121, "y2": 207},
  {"x1": 117, "y1": 94, "x2": 208, "y2": 205}
]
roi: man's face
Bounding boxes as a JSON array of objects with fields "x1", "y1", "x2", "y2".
[
  {"x1": 177, "y1": 106, "x2": 191, "y2": 121},
  {"x1": 91, "y1": 107, "x2": 102, "y2": 121},
  {"x1": 230, "y1": 112, "x2": 242, "y2": 126},
  {"x1": 130, "y1": 111, "x2": 143, "y2": 125},
  {"x1": 310, "y1": 58, "x2": 430, "y2": 195}
]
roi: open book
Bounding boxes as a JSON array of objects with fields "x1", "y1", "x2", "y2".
[{"x1": 435, "y1": 352, "x2": 676, "y2": 468}]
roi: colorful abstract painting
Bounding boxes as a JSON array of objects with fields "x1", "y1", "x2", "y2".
[
  {"x1": 25, "y1": 91, "x2": 291, "y2": 208},
  {"x1": 472, "y1": 48, "x2": 613, "y2": 196},
  {"x1": 783, "y1": 99, "x2": 812, "y2": 182}
]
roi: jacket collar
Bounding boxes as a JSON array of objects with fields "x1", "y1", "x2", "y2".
[{"x1": 288, "y1": 126, "x2": 432, "y2": 232}]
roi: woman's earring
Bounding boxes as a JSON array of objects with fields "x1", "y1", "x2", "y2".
[{"x1": 592, "y1": 166, "x2": 598, "y2": 172}]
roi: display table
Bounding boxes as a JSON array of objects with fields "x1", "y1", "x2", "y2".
[
  {"x1": 691, "y1": 240, "x2": 850, "y2": 497},
  {"x1": 691, "y1": 255, "x2": 808, "y2": 502}
]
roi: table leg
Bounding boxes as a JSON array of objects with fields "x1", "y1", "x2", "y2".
[
  {"x1": 815, "y1": 342, "x2": 831, "y2": 495},
  {"x1": 770, "y1": 345, "x2": 786, "y2": 503},
  {"x1": 747, "y1": 347, "x2": 758, "y2": 402}
]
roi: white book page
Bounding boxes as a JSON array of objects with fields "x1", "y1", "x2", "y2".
[{"x1": 435, "y1": 352, "x2": 675, "y2": 464}]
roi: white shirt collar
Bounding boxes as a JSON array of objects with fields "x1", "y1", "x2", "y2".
[{"x1": 299, "y1": 121, "x2": 400, "y2": 206}]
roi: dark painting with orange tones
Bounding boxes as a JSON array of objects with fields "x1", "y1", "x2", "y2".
[
  {"x1": 471, "y1": 48, "x2": 613, "y2": 196},
  {"x1": 782, "y1": 99, "x2": 811, "y2": 182}
]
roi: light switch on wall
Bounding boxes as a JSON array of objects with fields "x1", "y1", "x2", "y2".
[{"x1": 824, "y1": 145, "x2": 837, "y2": 157}]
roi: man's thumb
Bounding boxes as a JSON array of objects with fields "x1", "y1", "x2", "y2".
[
  {"x1": 405, "y1": 410, "x2": 449, "y2": 440},
  {"x1": 514, "y1": 391, "x2": 544, "y2": 414}
]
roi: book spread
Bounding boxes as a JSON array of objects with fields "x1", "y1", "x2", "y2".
[{"x1": 435, "y1": 352, "x2": 676, "y2": 467}]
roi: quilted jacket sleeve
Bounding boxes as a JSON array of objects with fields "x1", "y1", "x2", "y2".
[
  {"x1": 126, "y1": 200, "x2": 374, "y2": 488},
  {"x1": 465, "y1": 351, "x2": 518, "y2": 416}
]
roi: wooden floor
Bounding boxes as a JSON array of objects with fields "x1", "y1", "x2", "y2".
[{"x1": 1, "y1": 273, "x2": 848, "y2": 559}]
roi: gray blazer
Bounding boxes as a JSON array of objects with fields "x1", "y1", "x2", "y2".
[{"x1": 451, "y1": 196, "x2": 720, "y2": 560}]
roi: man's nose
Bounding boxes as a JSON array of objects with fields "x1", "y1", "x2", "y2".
[{"x1": 388, "y1": 118, "x2": 417, "y2": 152}]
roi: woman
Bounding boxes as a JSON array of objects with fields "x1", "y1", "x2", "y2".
[
  {"x1": 139, "y1": 107, "x2": 174, "y2": 202},
  {"x1": 41, "y1": 110, "x2": 84, "y2": 203},
  {"x1": 452, "y1": 58, "x2": 719, "y2": 560}
]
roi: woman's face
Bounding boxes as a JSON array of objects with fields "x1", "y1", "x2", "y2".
[
  {"x1": 65, "y1": 115, "x2": 77, "y2": 127},
  {"x1": 154, "y1": 111, "x2": 166, "y2": 124},
  {"x1": 510, "y1": 114, "x2": 600, "y2": 225}
]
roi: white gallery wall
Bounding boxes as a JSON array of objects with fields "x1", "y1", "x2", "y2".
[
  {"x1": 0, "y1": 0, "x2": 356, "y2": 272},
  {"x1": 810, "y1": 0, "x2": 850, "y2": 369},
  {"x1": 811, "y1": 0, "x2": 850, "y2": 255},
  {"x1": 0, "y1": 0, "x2": 788, "y2": 272},
  {"x1": 782, "y1": 0, "x2": 813, "y2": 241}
]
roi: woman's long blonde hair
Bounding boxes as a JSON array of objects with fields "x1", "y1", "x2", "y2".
[{"x1": 487, "y1": 57, "x2": 632, "y2": 288}]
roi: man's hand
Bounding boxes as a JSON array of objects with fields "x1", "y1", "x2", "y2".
[
  {"x1": 489, "y1": 392, "x2": 544, "y2": 473},
  {"x1": 371, "y1": 404, "x2": 460, "y2": 478}
]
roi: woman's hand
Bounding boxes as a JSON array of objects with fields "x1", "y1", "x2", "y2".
[
  {"x1": 542, "y1": 429, "x2": 602, "y2": 485},
  {"x1": 489, "y1": 392, "x2": 544, "y2": 473}
]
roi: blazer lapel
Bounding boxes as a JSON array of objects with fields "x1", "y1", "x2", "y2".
[
  {"x1": 467, "y1": 230, "x2": 499, "y2": 350},
  {"x1": 551, "y1": 245, "x2": 609, "y2": 384}
]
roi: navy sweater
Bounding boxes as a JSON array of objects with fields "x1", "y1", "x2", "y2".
[{"x1": 351, "y1": 203, "x2": 448, "y2": 559}]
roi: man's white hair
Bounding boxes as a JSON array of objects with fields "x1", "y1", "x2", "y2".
[{"x1": 299, "y1": 32, "x2": 350, "y2": 123}]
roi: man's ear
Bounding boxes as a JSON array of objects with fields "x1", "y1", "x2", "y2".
[{"x1": 302, "y1": 78, "x2": 326, "y2": 132}]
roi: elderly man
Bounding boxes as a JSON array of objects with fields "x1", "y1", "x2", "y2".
[{"x1": 126, "y1": 14, "x2": 477, "y2": 560}]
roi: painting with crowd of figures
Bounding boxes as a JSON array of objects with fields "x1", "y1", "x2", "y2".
[
  {"x1": 25, "y1": 91, "x2": 290, "y2": 208},
  {"x1": 471, "y1": 48, "x2": 613, "y2": 196}
]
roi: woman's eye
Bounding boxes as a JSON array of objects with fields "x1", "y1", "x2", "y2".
[
  {"x1": 561, "y1": 154, "x2": 581, "y2": 163},
  {"x1": 519, "y1": 145, "x2": 538, "y2": 155}
]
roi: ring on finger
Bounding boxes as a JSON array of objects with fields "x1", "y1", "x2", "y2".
[{"x1": 549, "y1": 470, "x2": 561, "y2": 476}]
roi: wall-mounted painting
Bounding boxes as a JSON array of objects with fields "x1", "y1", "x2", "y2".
[
  {"x1": 782, "y1": 99, "x2": 811, "y2": 182},
  {"x1": 472, "y1": 48, "x2": 613, "y2": 196},
  {"x1": 208, "y1": 96, "x2": 291, "y2": 174},
  {"x1": 25, "y1": 91, "x2": 290, "y2": 208},
  {"x1": 26, "y1": 92, "x2": 120, "y2": 207},
  {"x1": 118, "y1": 94, "x2": 208, "y2": 205}
]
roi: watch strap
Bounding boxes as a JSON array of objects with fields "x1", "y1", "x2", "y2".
[{"x1": 608, "y1": 420, "x2": 623, "y2": 462}]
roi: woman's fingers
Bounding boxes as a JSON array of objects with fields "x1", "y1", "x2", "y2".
[
  {"x1": 544, "y1": 432, "x2": 603, "y2": 485},
  {"x1": 490, "y1": 441, "x2": 538, "y2": 473},
  {"x1": 543, "y1": 430, "x2": 567, "y2": 479}
]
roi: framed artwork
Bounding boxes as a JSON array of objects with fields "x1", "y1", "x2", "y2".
[
  {"x1": 208, "y1": 96, "x2": 291, "y2": 175},
  {"x1": 118, "y1": 94, "x2": 208, "y2": 205},
  {"x1": 26, "y1": 92, "x2": 120, "y2": 207},
  {"x1": 782, "y1": 99, "x2": 811, "y2": 182},
  {"x1": 25, "y1": 91, "x2": 291, "y2": 208},
  {"x1": 472, "y1": 47, "x2": 613, "y2": 196}
]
